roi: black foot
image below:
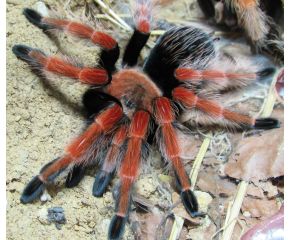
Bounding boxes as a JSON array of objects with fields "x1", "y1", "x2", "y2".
[
  {"x1": 21, "y1": 176, "x2": 45, "y2": 204},
  {"x1": 65, "y1": 165, "x2": 86, "y2": 188},
  {"x1": 257, "y1": 67, "x2": 276, "y2": 78},
  {"x1": 180, "y1": 190, "x2": 203, "y2": 218},
  {"x1": 254, "y1": 118, "x2": 280, "y2": 130},
  {"x1": 92, "y1": 170, "x2": 113, "y2": 197},
  {"x1": 12, "y1": 44, "x2": 34, "y2": 62},
  {"x1": 108, "y1": 215, "x2": 126, "y2": 240},
  {"x1": 23, "y1": 8, "x2": 48, "y2": 30}
]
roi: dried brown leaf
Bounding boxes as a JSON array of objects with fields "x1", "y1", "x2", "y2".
[
  {"x1": 241, "y1": 197, "x2": 280, "y2": 220},
  {"x1": 197, "y1": 170, "x2": 236, "y2": 197},
  {"x1": 224, "y1": 109, "x2": 284, "y2": 181},
  {"x1": 246, "y1": 183, "x2": 264, "y2": 199}
]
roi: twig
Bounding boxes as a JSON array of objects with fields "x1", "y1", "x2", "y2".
[
  {"x1": 94, "y1": 0, "x2": 132, "y2": 31},
  {"x1": 168, "y1": 216, "x2": 185, "y2": 240},
  {"x1": 96, "y1": 14, "x2": 128, "y2": 30},
  {"x1": 221, "y1": 181, "x2": 249, "y2": 240},
  {"x1": 190, "y1": 134, "x2": 212, "y2": 185}
]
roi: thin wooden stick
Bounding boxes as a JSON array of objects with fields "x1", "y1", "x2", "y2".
[
  {"x1": 168, "y1": 216, "x2": 185, "y2": 240},
  {"x1": 94, "y1": 0, "x2": 132, "y2": 31},
  {"x1": 221, "y1": 181, "x2": 249, "y2": 240}
]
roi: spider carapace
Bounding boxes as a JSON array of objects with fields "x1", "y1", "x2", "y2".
[{"x1": 13, "y1": 1, "x2": 279, "y2": 239}]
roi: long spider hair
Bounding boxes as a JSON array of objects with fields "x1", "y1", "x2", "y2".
[
  {"x1": 12, "y1": 1, "x2": 279, "y2": 239},
  {"x1": 197, "y1": 0, "x2": 284, "y2": 65}
]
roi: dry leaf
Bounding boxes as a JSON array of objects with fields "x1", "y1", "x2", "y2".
[
  {"x1": 241, "y1": 197, "x2": 280, "y2": 220},
  {"x1": 197, "y1": 170, "x2": 236, "y2": 197},
  {"x1": 256, "y1": 181, "x2": 279, "y2": 198},
  {"x1": 246, "y1": 183, "x2": 264, "y2": 199},
  {"x1": 186, "y1": 216, "x2": 217, "y2": 240},
  {"x1": 224, "y1": 109, "x2": 284, "y2": 181}
]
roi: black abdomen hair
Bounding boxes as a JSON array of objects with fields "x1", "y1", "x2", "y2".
[{"x1": 143, "y1": 26, "x2": 215, "y2": 97}]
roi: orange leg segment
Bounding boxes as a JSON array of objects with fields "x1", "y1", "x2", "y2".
[{"x1": 109, "y1": 110, "x2": 150, "y2": 240}]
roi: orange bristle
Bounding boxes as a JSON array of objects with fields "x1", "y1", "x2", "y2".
[
  {"x1": 223, "y1": 109, "x2": 254, "y2": 125},
  {"x1": 42, "y1": 18, "x2": 116, "y2": 50},
  {"x1": 128, "y1": 111, "x2": 150, "y2": 138},
  {"x1": 45, "y1": 56, "x2": 80, "y2": 78},
  {"x1": 153, "y1": 97, "x2": 191, "y2": 190},
  {"x1": 42, "y1": 18, "x2": 70, "y2": 29},
  {"x1": 102, "y1": 126, "x2": 127, "y2": 173},
  {"x1": 66, "y1": 22, "x2": 94, "y2": 38},
  {"x1": 66, "y1": 122, "x2": 101, "y2": 159},
  {"x1": 78, "y1": 68, "x2": 108, "y2": 85},
  {"x1": 91, "y1": 31, "x2": 117, "y2": 50},
  {"x1": 138, "y1": 20, "x2": 150, "y2": 33},
  {"x1": 113, "y1": 126, "x2": 127, "y2": 145},
  {"x1": 196, "y1": 98, "x2": 223, "y2": 118},
  {"x1": 97, "y1": 104, "x2": 123, "y2": 131},
  {"x1": 66, "y1": 104, "x2": 122, "y2": 159},
  {"x1": 40, "y1": 155, "x2": 72, "y2": 181},
  {"x1": 175, "y1": 68, "x2": 257, "y2": 82},
  {"x1": 172, "y1": 87, "x2": 198, "y2": 108},
  {"x1": 28, "y1": 50, "x2": 47, "y2": 65},
  {"x1": 118, "y1": 177, "x2": 134, "y2": 216},
  {"x1": 238, "y1": 0, "x2": 257, "y2": 9},
  {"x1": 119, "y1": 138, "x2": 143, "y2": 178},
  {"x1": 154, "y1": 97, "x2": 175, "y2": 124},
  {"x1": 175, "y1": 68, "x2": 202, "y2": 80}
]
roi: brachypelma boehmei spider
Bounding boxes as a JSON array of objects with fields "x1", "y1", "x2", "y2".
[{"x1": 12, "y1": 1, "x2": 279, "y2": 239}]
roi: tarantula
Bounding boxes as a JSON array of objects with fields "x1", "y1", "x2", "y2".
[
  {"x1": 13, "y1": 0, "x2": 279, "y2": 239},
  {"x1": 197, "y1": 0, "x2": 284, "y2": 65}
]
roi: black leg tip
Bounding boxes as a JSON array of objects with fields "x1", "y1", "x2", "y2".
[
  {"x1": 254, "y1": 118, "x2": 280, "y2": 130},
  {"x1": 92, "y1": 171, "x2": 112, "y2": 197},
  {"x1": 108, "y1": 215, "x2": 126, "y2": 240},
  {"x1": 257, "y1": 67, "x2": 276, "y2": 79},
  {"x1": 23, "y1": 8, "x2": 46, "y2": 29},
  {"x1": 20, "y1": 176, "x2": 44, "y2": 204},
  {"x1": 12, "y1": 44, "x2": 33, "y2": 60},
  {"x1": 180, "y1": 190, "x2": 200, "y2": 218},
  {"x1": 65, "y1": 165, "x2": 86, "y2": 188}
]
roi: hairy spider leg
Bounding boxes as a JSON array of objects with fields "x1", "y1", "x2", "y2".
[
  {"x1": 12, "y1": 45, "x2": 109, "y2": 85},
  {"x1": 109, "y1": 111, "x2": 150, "y2": 240},
  {"x1": 153, "y1": 97, "x2": 200, "y2": 217},
  {"x1": 93, "y1": 125, "x2": 128, "y2": 197},
  {"x1": 20, "y1": 103, "x2": 123, "y2": 204},
  {"x1": 122, "y1": 0, "x2": 154, "y2": 67},
  {"x1": 175, "y1": 67, "x2": 275, "y2": 90},
  {"x1": 172, "y1": 86, "x2": 279, "y2": 129},
  {"x1": 66, "y1": 90, "x2": 122, "y2": 188},
  {"x1": 22, "y1": 8, "x2": 120, "y2": 73}
]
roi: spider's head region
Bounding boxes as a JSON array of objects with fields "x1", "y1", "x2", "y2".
[{"x1": 106, "y1": 69, "x2": 162, "y2": 117}]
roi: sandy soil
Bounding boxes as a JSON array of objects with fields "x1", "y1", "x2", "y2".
[{"x1": 6, "y1": 1, "x2": 201, "y2": 239}]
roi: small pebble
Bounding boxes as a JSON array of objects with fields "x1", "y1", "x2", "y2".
[{"x1": 47, "y1": 207, "x2": 66, "y2": 229}]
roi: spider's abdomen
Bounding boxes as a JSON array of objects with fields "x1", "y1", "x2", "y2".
[{"x1": 143, "y1": 26, "x2": 215, "y2": 97}]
